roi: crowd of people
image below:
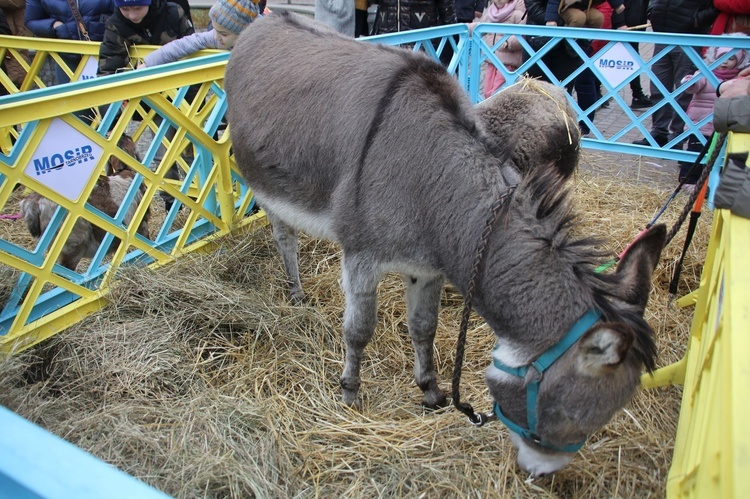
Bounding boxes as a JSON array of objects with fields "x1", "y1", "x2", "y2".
[
  {"x1": 348, "y1": 0, "x2": 748, "y2": 190},
  {"x1": 1, "y1": 0, "x2": 750, "y2": 191}
]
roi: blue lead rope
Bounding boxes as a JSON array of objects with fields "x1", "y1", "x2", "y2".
[{"x1": 492, "y1": 309, "x2": 603, "y2": 453}]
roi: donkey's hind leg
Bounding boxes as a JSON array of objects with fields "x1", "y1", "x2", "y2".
[
  {"x1": 266, "y1": 210, "x2": 305, "y2": 304},
  {"x1": 403, "y1": 272, "x2": 447, "y2": 409},
  {"x1": 340, "y1": 253, "x2": 380, "y2": 408}
]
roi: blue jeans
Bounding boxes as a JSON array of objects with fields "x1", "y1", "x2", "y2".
[{"x1": 575, "y1": 68, "x2": 597, "y2": 134}]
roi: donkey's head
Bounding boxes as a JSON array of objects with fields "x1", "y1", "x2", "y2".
[{"x1": 479, "y1": 172, "x2": 665, "y2": 477}]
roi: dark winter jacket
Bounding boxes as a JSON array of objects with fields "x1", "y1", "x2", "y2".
[
  {"x1": 455, "y1": 0, "x2": 486, "y2": 22},
  {"x1": 648, "y1": 0, "x2": 718, "y2": 34},
  {"x1": 25, "y1": 0, "x2": 114, "y2": 41},
  {"x1": 373, "y1": 0, "x2": 456, "y2": 34},
  {"x1": 611, "y1": 0, "x2": 648, "y2": 28},
  {"x1": 0, "y1": 8, "x2": 11, "y2": 35},
  {"x1": 524, "y1": 0, "x2": 551, "y2": 24},
  {"x1": 97, "y1": 0, "x2": 193, "y2": 76}
]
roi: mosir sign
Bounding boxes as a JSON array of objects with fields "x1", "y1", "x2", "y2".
[
  {"x1": 24, "y1": 118, "x2": 104, "y2": 202},
  {"x1": 593, "y1": 41, "x2": 641, "y2": 88}
]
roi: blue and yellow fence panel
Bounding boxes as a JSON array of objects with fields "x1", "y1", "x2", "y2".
[{"x1": 0, "y1": 44, "x2": 263, "y2": 354}]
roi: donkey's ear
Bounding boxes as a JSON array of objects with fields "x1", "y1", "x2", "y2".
[
  {"x1": 577, "y1": 324, "x2": 634, "y2": 375},
  {"x1": 614, "y1": 224, "x2": 667, "y2": 312}
]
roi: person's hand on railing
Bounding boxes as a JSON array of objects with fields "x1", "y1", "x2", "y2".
[{"x1": 717, "y1": 67, "x2": 750, "y2": 99}]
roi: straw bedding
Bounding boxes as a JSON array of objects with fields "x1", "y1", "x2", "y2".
[{"x1": 0, "y1": 150, "x2": 708, "y2": 497}]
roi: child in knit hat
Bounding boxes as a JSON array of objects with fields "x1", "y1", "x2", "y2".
[
  {"x1": 140, "y1": 0, "x2": 260, "y2": 68},
  {"x1": 677, "y1": 37, "x2": 748, "y2": 188}
]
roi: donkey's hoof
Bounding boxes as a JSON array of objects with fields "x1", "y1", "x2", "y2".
[
  {"x1": 289, "y1": 290, "x2": 307, "y2": 305},
  {"x1": 421, "y1": 392, "x2": 448, "y2": 410},
  {"x1": 341, "y1": 391, "x2": 362, "y2": 410}
]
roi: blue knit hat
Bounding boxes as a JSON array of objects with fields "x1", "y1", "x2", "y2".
[
  {"x1": 209, "y1": 0, "x2": 259, "y2": 35},
  {"x1": 115, "y1": 0, "x2": 151, "y2": 6}
]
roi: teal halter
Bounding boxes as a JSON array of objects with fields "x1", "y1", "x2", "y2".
[{"x1": 492, "y1": 309, "x2": 603, "y2": 453}]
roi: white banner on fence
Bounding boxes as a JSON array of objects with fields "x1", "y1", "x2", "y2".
[
  {"x1": 80, "y1": 57, "x2": 98, "y2": 81},
  {"x1": 594, "y1": 42, "x2": 640, "y2": 88},
  {"x1": 24, "y1": 118, "x2": 103, "y2": 202}
]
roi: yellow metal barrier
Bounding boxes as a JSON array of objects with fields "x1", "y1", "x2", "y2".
[
  {"x1": 0, "y1": 34, "x2": 224, "y2": 145},
  {"x1": 642, "y1": 133, "x2": 750, "y2": 497},
  {"x1": 0, "y1": 39, "x2": 264, "y2": 353}
]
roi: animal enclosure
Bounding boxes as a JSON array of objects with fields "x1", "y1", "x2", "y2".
[
  {"x1": 0, "y1": 151, "x2": 705, "y2": 496},
  {"x1": 0, "y1": 19, "x2": 746, "y2": 497}
]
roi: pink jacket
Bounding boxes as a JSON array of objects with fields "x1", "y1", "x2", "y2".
[
  {"x1": 682, "y1": 67, "x2": 741, "y2": 135},
  {"x1": 470, "y1": 0, "x2": 526, "y2": 69}
]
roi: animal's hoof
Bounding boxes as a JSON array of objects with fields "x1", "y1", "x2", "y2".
[
  {"x1": 340, "y1": 377, "x2": 361, "y2": 409},
  {"x1": 289, "y1": 290, "x2": 307, "y2": 305},
  {"x1": 342, "y1": 391, "x2": 361, "y2": 410},
  {"x1": 421, "y1": 392, "x2": 448, "y2": 410}
]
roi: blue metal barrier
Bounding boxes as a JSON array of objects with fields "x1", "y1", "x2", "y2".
[
  {"x1": 366, "y1": 25, "x2": 750, "y2": 164},
  {"x1": 0, "y1": 406, "x2": 170, "y2": 498},
  {"x1": 468, "y1": 25, "x2": 750, "y2": 164}
]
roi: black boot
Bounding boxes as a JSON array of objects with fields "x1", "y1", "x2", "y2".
[{"x1": 630, "y1": 86, "x2": 653, "y2": 109}]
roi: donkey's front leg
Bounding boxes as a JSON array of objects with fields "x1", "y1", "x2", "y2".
[
  {"x1": 340, "y1": 254, "x2": 380, "y2": 408},
  {"x1": 404, "y1": 273, "x2": 447, "y2": 408},
  {"x1": 266, "y1": 210, "x2": 305, "y2": 304}
]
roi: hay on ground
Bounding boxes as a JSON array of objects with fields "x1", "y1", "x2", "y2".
[{"x1": 0, "y1": 152, "x2": 706, "y2": 497}]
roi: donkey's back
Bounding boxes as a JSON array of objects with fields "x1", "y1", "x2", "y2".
[{"x1": 226, "y1": 12, "x2": 507, "y2": 245}]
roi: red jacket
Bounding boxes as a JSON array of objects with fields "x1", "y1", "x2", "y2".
[{"x1": 710, "y1": 0, "x2": 750, "y2": 34}]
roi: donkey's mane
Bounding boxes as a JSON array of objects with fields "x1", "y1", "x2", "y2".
[{"x1": 515, "y1": 167, "x2": 658, "y2": 372}]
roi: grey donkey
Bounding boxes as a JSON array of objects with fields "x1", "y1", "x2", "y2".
[{"x1": 225, "y1": 11, "x2": 666, "y2": 477}]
